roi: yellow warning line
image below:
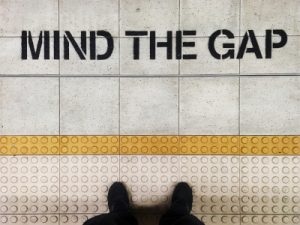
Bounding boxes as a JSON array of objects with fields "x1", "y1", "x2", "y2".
[
  {"x1": 0, "y1": 135, "x2": 299, "y2": 155},
  {"x1": 0, "y1": 136, "x2": 60, "y2": 155},
  {"x1": 61, "y1": 136, "x2": 119, "y2": 155},
  {"x1": 120, "y1": 136, "x2": 179, "y2": 154},
  {"x1": 240, "y1": 136, "x2": 300, "y2": 155},
  {"x1": 180, "y1": 136, "x2": 239, "y2": 155}
]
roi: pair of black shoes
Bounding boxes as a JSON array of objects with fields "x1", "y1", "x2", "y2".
[{"x1": 108, "y1": 182, "x2": 193, "y2": 215}]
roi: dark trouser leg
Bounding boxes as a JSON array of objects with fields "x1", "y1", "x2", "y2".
[
  {"x1": 159, "y1": 212, "x2": 204, "y2": 225},
  {"x1": 83, "y1": 212, "x2": 138, "y2": 225},
  {"x1": 159, "y1": 201, "x2": 205, "y2": 225}
]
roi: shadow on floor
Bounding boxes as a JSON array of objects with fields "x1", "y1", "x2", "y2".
[{"x1": 133, "y1": 204, "x2": 167, "y2": 225}]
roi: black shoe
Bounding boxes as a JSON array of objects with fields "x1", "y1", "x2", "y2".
[
  {"x1": 170, "y1": 182, "x2": 193, "y2": 215},
  {"x1": 108, "y1": 182, "x2": 130, "y2": 213}
]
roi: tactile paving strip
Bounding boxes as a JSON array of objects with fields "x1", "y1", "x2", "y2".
[
  {"x1": 240, "y1": 215, "x2": 300, "y2": 225},
  {"x1": 120, "y1": 136, "x2": 179, "y2": 155},
  {"x1": 1, "y1": 135, "x2": 300, "y2": 155},
  {"x1": 240, "y1": 136, "x2": 300, "y2": 155},
  {"x1": 60, "y1": 214, "x2": 96, "y2": 225},
  {"x1": 60, "y1": 136, "x2": 119, "y2": 155},
  {"x1": 198, "y1": 215, "x2": 240, "y2": 225},
  {"x1": 181, "y1": 156, "x2": 240, "y2": 214},
  {"x1": 0, "y1": 135, "x2": 299, "y2": 224},
  {"x1": 180, "y1": 136, "x2": 239, "y2": 155},
  {"x1": 120, "y1": 155, "x2": 179, "y2": 211},
  {"x1": 0, "y1": 214, "x2": 97, "y2": 225},
  {"x1": 60, "y1": 156, "x2": 119, "y2": 214},
  {"x1": 240, "y1": 156, "x2": 300, "y2": 214},
  {"x1": 0, "y1": 136, "x2": 59, "y2": 155},
  {"x1": 0, "y1": 215, "x2": 59, "y2": 225},
  {"x1": 0, "y1": 156, "x2": 59, "y2": 214}
]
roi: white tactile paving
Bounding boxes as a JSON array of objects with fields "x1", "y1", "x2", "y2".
[
  {"x1": 181, "y1": 156, "x2": 240, "y2": 214},
  {"x1": 0, "y1": 215, "x2": 59, "y2": 225},
  {"x1": 0, "y1": 155, "x2": 300, "y2": 224},
  {"x1": 240, "y1": 156, "x2": 300, "y2": 215},
  {"x1": 241, "y1": 215, "x2": 300, "y2": 225},
  {"x1": 197, "y1": 215, "x2": 240, "y2": 225},
  {"x1": 0, "y1": 156, "x2": 59, "y2": 215},
  {"x1": 60, "y1": 214, "x2": 96, "y2": 225},
  {"x1": 120, "y1": 155, "x2": 180, "y2": 211},
  {"x1": 59, "y1": 156, "x2": 119, "y2": 214}
]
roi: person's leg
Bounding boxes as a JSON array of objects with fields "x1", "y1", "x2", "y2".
[
  {"x1": 83, "y1": 182, "x2": 138, "y2": 225},
  {"x1": 83, "y1": 212, "x2": 138, "y2": 225},
  {"x1": 159, "y1": 182, "x2": 205, "y2": 225},
  {"x1": 160, "y1": 212, "x2": 204, "y2": 225}
]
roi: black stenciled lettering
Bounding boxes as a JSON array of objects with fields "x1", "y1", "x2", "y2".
[
  {"x1": 237, "y1": 30, "x2": 262, "y2": 59},
  {"x1": 21, "y1": 31, "x2": 28, "y2": 59},
  {"x1": 266, "y1": 29, "x2": 287, "y2": 58},
  {"x1": 176, "y1": 31, "x2": 182, "y2": 59},
  {"x1": 22, "y1": 30, "x2": 114, "y2": 60},
  {"x1": 125, "y1": 31, "x2": 148, "y2": 59},
  {"x1": 64, "y1": 31, "x2": 87, "y2": 60},
  {"x1": 21, "y1": 31, "x2": 47, "y2": 60},
  {"x1": 21, "y1": 29, "x2": 288, "y2": 61},
  {"x1": 53, "y1": 31, "x2": 60, "y2": 60},
  {"x1": 96, "y1": 30, "x2": 114, "y2": 60},
  {"x1": 209, "y1": 30, "x2": 222, "y2": 59},
  {"x1": 150, "y1": 31, "x2": 173, "y2": 60},
  {"x1": 90, "y1": 31, "x2": 96, "y2": 60},
  {"x1": 44, "y1": 31, "x2": 50, "y2": 60},
  {"x1": 208, "y1": 29, "x2": 235, "y2": 59},
  {"x1": 176, "y1": 30, "x2": 197, "y2": 60}
]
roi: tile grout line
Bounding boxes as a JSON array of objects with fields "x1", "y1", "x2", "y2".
[
  {"x1": 1, "y1": 74, "x2": 300, "y2": 77},
  {"x1": 58, "y1": 0, "x2": 61, "y2": 222},
  {"x1": 239, "y1": 0, "x2": 242, "y2": 224},
  {"x1": 118, "y1": 0, "x2": 121, "y2": 182},
  {"x1": 178, "y1": 0, "x2": 181, "y2": 181}
]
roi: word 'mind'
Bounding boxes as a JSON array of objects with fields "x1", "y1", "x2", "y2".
[{"x1": 21, "y1": 29, "x2": 287, "y2": 60}]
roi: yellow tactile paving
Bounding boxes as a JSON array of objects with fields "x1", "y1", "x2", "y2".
[
  {"x1": 0, "y1": 135, "x2": 299, "y2": 155},
  {"x1": 240, "y1": 136, "x2": 300, "y2": 155},
  {"x1": 120, "y1": 136, "x2": 179, "y2": 154},
  {"x1": 0, "y1": 136, "x2": 59, "y2": 155},
  {"x1": 180, "y1": 136, "x2": 240, "y2": 155},
  {"x1": 60, "y1": 136, "x2": 119, "y2": 155}
]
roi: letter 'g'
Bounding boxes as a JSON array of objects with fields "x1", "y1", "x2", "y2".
[{"x1": 208, "y1": 29, "x2": 235, "y2": 59}]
